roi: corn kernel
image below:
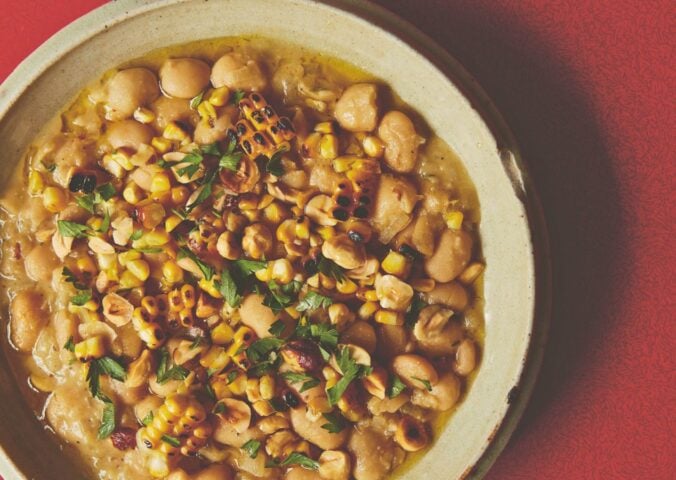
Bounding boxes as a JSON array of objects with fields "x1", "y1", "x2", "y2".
[
  {"x1": 259, "y1": 375, "x2": 275, "y2": 400},
  {"x1": 285, "y1": 306, "x2": 301, "y2": 320},
  {"x1": 170, "y1": 186, "x2": 189, "y2": 205},
  {"x1": 233, "y1": 326, "x2": 255, "y2": 346},
  {"x1": 271, "y1": 259, "x2": 294, "y2": 284},
  {"x1": 120, "y1": 269, "x2": 144, "y2": 289},
  {"x1": 358, "y1": 301, "x2": 379, "y2": 320},
  {"x1": 246, "y1": 378, "x2": 261, "y2": 403},
  {"x1": 76, "y1": 256, "x2": 97, "y2": 276},
  {"x1": 362, "y1": 135, "x2": 385, "y2": 158},
  {"x1": 255, "y1": 266, "x2": 272, "y2": 282},
  {"x1": 127, "y1": 259, "x2": 150, "y2": 281},
  {"x1": 162, "y1": 261, "x2": 183, "y2": 284},
  {"x1": 207, "y1": 86, "x2": 230, "y2": 106},
  {"x1": 375, "y1": 309, "x2": 404, "y2": 326},
  {"x1": 28, "y1": 171, "x2": 45, "y2": 195},
  {"x1": 151, "y1": 137, "x2": 173, "y2": 154},
  {"x1": 74, "y1": 336, "x2": 106, "y2": 362},
  {"x1": 42, "y1": 186, "x2": 67, "y2": 213},
  {"x1": 111, "y1": 150, "x2": 134, "y2": 171},
  {"x1": 150, "y1": 172, "x2": 171, "y2": 193},
  {"x1": 198, "y1": 277, "x2": 222, "y2": 299},
  {"x1": 336, "y1": 277, "x2": 358, "y2": 294},
  {"x1": 332, "y1": 156, "x2": 354, "y2": 173},
  {"x1": 381, "y1": 250, "x2": 410, "y2": 277},
  {"x1": 163, "y1": 122, "x2": 190, "y2": 142},
  {"x1": 101, "y1": 154, "x2": 125, "y2": 178},
  {"x1": 137, "y1": 230, "x2": 170, "y2": 247},
  {"x1": 445, "y1": 211, "x2": 464, "y2": 230},
  {"x1": 227, "y1": 373, "x2": 247, "y2": 395},
  {"x1": 197, "y1": 101, "x2": 217, "y2": 120},
  {"x1": 119, "y1": 250, "x2": 142, "y2": 267},
  {"x1": 123, "y1": 182, "x2": 144, "y2": 205},
  {"x1": 314, "y1": 121, "x2": 335, "y2": 134},
  {"x1": 164, "y1": 215, "x2": 181, "y2": 233},
  {"x1": 320, "y1": 134, "x2": 339, "y2": 160},
  {"x1": 364, "y1": 290, "x2": 379, "y2": 302},
  {"x1": 211, "y1": 323, "x2": 235, "y2": 345},
  {"x1": 133, "y1": 107, "x2": 156, "y2": 124}
]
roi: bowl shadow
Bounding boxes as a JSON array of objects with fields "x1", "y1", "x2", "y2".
[{"x1": 373, "y1": 0, "x2": 627, "y2": 456}]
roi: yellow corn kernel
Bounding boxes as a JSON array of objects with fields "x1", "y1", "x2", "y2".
[
  {"x1": 164, "y1": 214, "x2": 182, "y2": 233},
  {"x1": 314, "y1": 121, "x2": 335, "y2": 134},
  {"x1": 133, "y1": 107, "x2": 155, "y2": 124},
  {"x1": 445, "y1": 211, "x2": 464, "y2": 230},
  {"x1": 170, "y1": 186, "x2": 189, "y2": 205},
  {"x1": 336, "y1": 277, "x2": 358, "y2": 294},
  {"x1": 252, "y1": 400, "x2": 275, "y2": 417},
  {"x1": 28, "y1": 170, "x2": 45, "y2": 195},
  {"x1": 320, "y1": 134, "x2": 339, "y2": 160},
  {"x1": 458, "y1": 262, "x2": 485, "y2": 285},
  {"x1": 127, "y1": 259, "x2": 150, "y2": 282},
  {"x1": 200, "y1": 346, "x2": 230, "y2": 371},
  {"x1": 150, "y1": 172, "x2": 171, "y2": 193},
  {"x1": 111, "y1": 150, "x2": 134, "y2": 171},
  {"x1": 271, "y1": 259, "x2": 294, "y2": 284},
  {"x1": 119, "y1": 270, "x2": 144, "y2": 289},
  {"x1": 246, "y1": 378, "x2": 261, "y2": 403},
  {"x1": 306, "y1": 274, "x2": 320, "y2": 288},
  {"x1": 332, "y1": 156, "x2": 354, "y2": 173},
  {"x1": 319, "y1": 273, "x2": 336, "y2": 290},
  {"x1": 151, "y1": 137, "x2": 173, "y2": 154},
  {"x1": 295, "y1": 218, "x2": 310, "y2": 239},
  {"x1": 381, "y1": 250, "x2": 410, "y2": 277},
  {"x1": 101, "y1": 154, "x2": 126, "y2": 178},
  {"x1": 163, "y1": 122, "x2": 190, "y2": 142},
  {"x1": 146, "y1": 450, "x2": 171, "y2": 478},
  {"x1": 285, "y1": 306, "x2": 300, "y2": 320},
  {"x1": 207, "y1": 86, "x2": 230, "y2": 106},
  {"x1": 96, "y1": 253, "x2": 116, "y2": 271},
  {"x1": 178, "y1": 307, "x2": 194, "y2": 327},
  {"x1": 180, "y1": 285, "x2": 196, "y2": 308},
  {"x1": 168, "y1": 289, "x2": 183, "y2": 312},
  {"x1": 74, "y1": 336, "x2": 106, "y2": 362},
  {"x1": 211, "y1": 323, "x2": 235, "y2": 345},
  {"x1": 254, "y1": 265, "x2": 272, "y2": 283},
  {"x1": 259, "y1": 375, "x2": 275, "y2": 401},
  {"x1": 358, "y1": 301, "x2": 379, "y2": 320},
  {"x1": 119, "y1": 250, "x2": 142, "y2": 267},
  {"x1": 364, "y1": 290, "x2": 379, "y2": 302},
  {"x1": 362, "y1": 135, "x2": 385, "y2": 158},
  {"x1": 315, "y1": 226, "x2": 335, "y2": 241},
  {"x1": 138, "y1": 230, "x2": 170, "y2": 247},
  {"x1": 227, "y1": 373, "x2": 247, "y2": 395},
  {"x1": 411, "y1": 278, "x2": 436, "y2": 292},
  {"x1": 262, "y1": 202, "x2": 288, "y2": 225},
  {"x1": 86, "y1": 217, "x2": 104, "y2": 232},
  {"x1": 198, "y1": 277, "x2": 222, "y2": 299},
  {"x1": 162, "y1": 261, "x2": 183, "y2": 284},
  {"x1": 42, "y1": 186, "x2": 68, "y2": 213},
  {"x1": 197, "y1": 101, "x2": 217, "y2": 120},
  {"x1": 123, "y1": 182, "x2": 144, "y2": 205},
  {"x1": 76, "y1": 256, "x2": 97, "y2": 276},
  {"x1": 233, "y1": 326, "x2": 255, "y2": 346},
  {"x1": 141, "y1": 296, "x2": 159, "y2": 319},
  {"x1": 375, "y1": 309, "x2": 404, "y2": 326}
]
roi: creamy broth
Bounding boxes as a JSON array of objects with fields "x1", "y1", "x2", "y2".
[{"x1": 0, "y1": 37, "x2": 483, "y2": 480}]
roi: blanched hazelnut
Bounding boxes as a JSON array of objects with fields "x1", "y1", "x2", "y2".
[
  {"x1": 242, "y1": 223, "x2": 273, "y2": 259},
  {"x1": 159, "y1": 58, "x2": 211, "y2": 99},
  {"x1": 378, "y1": 111, "x2": 424, "y2": 173},
  {"x1": 211, "y1": 53, "x2": 267, "y2": 91},
  {"x1": 102, "y1": 292, "x2": 133, "y2": 326},
  {"x1": 394, "y1": 415, "x2": 429, "y2": 452},
  {"x1": 334, "y1": 83, "x2": 378, "y2": 132},
  {"x1": 213, "y1": 398, "x2": 252, "y2": 434},
  {"x1": 321, "y1": 233, "x2": 366, "y2": 270},
  {"x1": 305, "y1": 194, "x2": 338, "y2": 226},
  {"x1": 319, "y1": 450, "x2": 351, "y2": 480},
  {"x1": 216, "y1": 231, "x2": 241, "y2": 260}
]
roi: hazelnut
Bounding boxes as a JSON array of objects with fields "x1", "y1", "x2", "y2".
[
  {"x1": 216, "y1": 231, "x2": 241, "y2": 260},
  {"x1": 394, "y1": 415, "x2": 429, "y2": 452},
  {"x1": 281, "y1": 340, "x2": 324, "y2": 373},
  {"x1": 241, "y1": 223, "x2": 273, "y2": 259}
]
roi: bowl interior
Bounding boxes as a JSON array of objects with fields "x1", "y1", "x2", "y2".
[{"x1": 0, "y1": 1, "x2": 541, "y2": 479}]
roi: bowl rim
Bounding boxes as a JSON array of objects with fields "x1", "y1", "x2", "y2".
[{"x1": 0, "y1": 1, "x2": 551, "y2": 478}]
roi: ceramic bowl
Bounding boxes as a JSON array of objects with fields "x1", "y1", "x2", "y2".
[{"x1": 0, "y1": 1, "x2": 550, "y2": 479}]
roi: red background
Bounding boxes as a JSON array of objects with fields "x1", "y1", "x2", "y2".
[{"x1": 1, "y1": 1, "x2": 674, "y2": 479}]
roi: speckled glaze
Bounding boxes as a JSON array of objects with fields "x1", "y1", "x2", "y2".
[{"x1": 0, "y1": 1, "x2": 550, "y2": 479}]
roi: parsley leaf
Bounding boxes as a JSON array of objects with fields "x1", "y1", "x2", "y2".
[
  {"x1": 405, "y1": 295, "x2": 427, "y2": 328},
  {"x1": 75, "y1": 193, "x2": 98, "y2": 213},
  {"x1": 177, "y1": 247, "x2": 214, "y2": 280},
  {"x1": 71, "y1": 290, "x2": 93, "y2": 306},
  {"x1": 97, "y1": 182, "x2": 116, "y2": 201},
  {"x1": 317, "y1": 254, "x2": 346, "y2": 282},
  {"x1": 246, "y1": 338, "x2": 284, "y2": 364},
  {"x1": 185, "y1": 167, "x2": 218, "y2": 211},
  {"x1": 176, "y1": 150, "x2": 204, "y2": 179},
  {"x1": 63, "y1": 336, "x2": 75, "y2": 352},
  {"x1": 242, "y1": 439, "x2": 261, "y2": 459},
  {"x1": 268, "y1": 320, "x2": 286, "y2": 337},
  {"x1": 219, "y1": 136, "x2": 242, "y2": 172},
  {"x1": 279, "y1": 452, "x2": 319, "y2": 470},
  {"x1": 200, "y1": 143, "x2": 221, "y2": 156},
  {"x1": 326, "y1": 346, "x2": 371, "y2": 406},
  {"x1": 130, "y1": 229, "x2": 143, "y2": 241},
  {"x1": 97, "y1": 400, "x2": 116, "y2": 439},
  {"x1": 412, "y1": 376, "x2": 433, "y2": 392},
  {"x1": 296, "y1": 291, "x2": 333, "y2": 312},
  {"x1": 57, "y1": 220, "x2": 90, "y2": 238},
  {"x1": 321, "y1": 411, "x2": 347, "y2": 433},
  {"x1": 231, "y1": 89, "x2": 245, "y2": 105},
  {"x1": 294, "y1": 321, "x2": 339, "y2": 360},
  {"x1": 141, "y1": 411, "x2": 154, "y2": 426},
  {"x1": 97, "y1": 357, "x2": 127, "y2": 382},
  {"x1": 62, "y1": 267, "x2": 88, "y2": 290},
  {"x1": 156, "y1": 347, "x2": 190, "y2": 384},
  {"x1": 86, "y1": 359, "x2": 103, "y2": 398},
  {"x1": 264, "y1": 149, "x2": 286, "y2": 177},
  {"x1": 218, "y1": 269, "x2": 241, "y2": 308},
  {"x1": 161, "y1": 435, "x2": 181, "y2": 448},
  {"x1": 98, "y1": 208, "x2": 111, "y2": 233},
  {"x1": 387, "y1": 374, "x2": 407, "y2": 398},
  {"x1": 263, "y1": 280, "x2": 297, "y2": 314},
  {"x1": 190, "y1": 91, "x2": 205, "y2": 110},
  {"x1": 134, "y1": 247, "x2": 163, "y2": 254},
  {"x1": 232, "y1": 259, "x2": 268, "y2": 276},
  {"x1": 281, "y1": 372, "x2": 320, "y2": 393}
]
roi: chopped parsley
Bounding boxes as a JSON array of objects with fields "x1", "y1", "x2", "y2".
[
  {"x1": 161, "y1": 434, "x2": 181, "y2": 448},
  {"x1": 63, "y1": 336, "x2": 75, "y2": 353},
  {"x1": 263, "y1": 280, "x2": 301, "y2": 314},
  {"x1": 190, "y1": 91, "x2": 205, "y2": 109},
  {"x1": 268, "y1": 320, "x2": 286, "y2": 337},
  {"x1": 97, "y1": 400, "x2": 116, "y2": 439},
  {"x1": 156, "y1": 347, "x2": 190, "y2": 384},
  {"x1": 264, "y1": 149, "x2": 286, "y2": 177},
  {"x1": 326, "y1": 346, "x2": 372, "y2": 406},
  {"x1": 231, "y1": 89, "x2": 246, "y2": 105},
  {"x1": 281, "y1": 371, "x2": 320, "y2": 393},
  {"x1": 57, "y1": 220, "x2": 90, "y2": 238},
  {"x1": 296, "y1": 291, "x2": 333, "y2": 312},
  {"x1": 217, "y1": 269, "x2": 241, "y2": 308},
  {"x1": 412, "y1": 376, "x2": 433, "y2": 392},
  {"x1": 141, "y1": 411, "x2": 154, "y2": 426},
  {"x1": 317, "y1": 254, "x2": 346, "y2": 282},
  {"x1": 219, "y1": 136, "x2": 243, "y2": 172},
  {"x1": 321, "y1": 411, "x2": 347, "y2": 433},
  {"x1": 242, "y1": 439, "x2": 261, "y2": 459},
  {"x1": 177, "y1": 247, "x2": 214, "y2": 280},
  {"x1": 70, "y1": 289, "x2": 93, "y2": 306},
  {"x1": 62, "y1": 267, "x2": 88, "y2": 290},
  {"x1": 387, "y1": 374, "x2": 407, "y2": 398}
]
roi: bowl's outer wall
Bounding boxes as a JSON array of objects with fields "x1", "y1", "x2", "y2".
[{"x1": 0, "y1": 1, "x2": 549, "y2": 479}]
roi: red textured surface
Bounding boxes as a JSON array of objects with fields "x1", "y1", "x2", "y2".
[{"x1": 0, "y1": 1, "x2": 674, "y2": 479}]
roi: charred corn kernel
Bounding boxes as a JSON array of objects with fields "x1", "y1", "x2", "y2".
[
  {"x1": 74, "y1": 336, "x2": 105, "y2": 362},
  {"x1": 307, "y1": 397, "x2": 332, "y2": 415},
  {"x1": 151, "y1": 137, "x2": 173, "y2": 154},
  {"x1": 362, "y1": 135, "x2": 385, "y2": 158},
  {"x1": 445, "y1": 211, "x2": 464, "y2": 230},
  {"x1": 332, "y1": 156, "x2": 354, "y2": 173},
  {"x1": 28, "y1": 170, "x2": 44, "y2": 194},
  {"x1": 164, "y1": 394, "x2": 189, "y2": 417},
  {"x1": 141, "y1": 296, "x2": 160, "y2": 318},
  {"x1": 411, "y1": 278, "x2": 436, "y2": 292},
  {"x1": 252, "y1": 400, "x2": 275, "y2": 417},
  {"x1": 227, "y1": 373, "x2": 247, "y2": 395},
  {"x1": 246, "y1": 378, "x2": 261, "y2": 402},
  {"x1": 197, "y1": 100, "x2": 217, "y2": 120},
  {"x1": 271, "y1": 259, "x2": 294, "y2": 284},
  {"x1": 320, "y1": 134, "x2": 339, "y2": 160},
  {"x1": 233, "y1": 326, "x2": 255, "y2": 346},
  {"x1": 165, "y1": 214, "x2": 182, "y2": 233},
  {"x1": 162, "y1": 261, "x2": 183, "y2": 284},
  {"x1": 170, "y1": 186, "x2": 189, "y2": 205},
  {"x1": 198, "y1": 277, "x2": 221, "y2": 299},
  {"x1": 459, "y1": 262, "x2": 485, "y2": 285},
  {"x1": 180, "y1": 285, "x2": 196, "y2": 308},
  {"x1": 111, "y1": 150, "x2": 134, "y2": 171},
  {"x1": 199, "y1": 346, "x2": 231, "y2": 374},
  {"x1": 163, "y1": 122, "x2": 190, "y2": 142},
  {"x1": 211, "y1": 322, "x2": 235, "y2": 345},
  {"x1": 358, "y1": 301, "x2": 379, "y2": 319},
  {"x1": 375, "y1": 309, "x2": 405, "y2": 326},
  {"x1": 336, "y1": 277, "x2": 358, "y2": 294},
  {"x1": 127, "y1": 259, "x2": 150, "y2": 281},
  {"x1": 381, "y1": 250, "x2": 410, "y2": 277},
  {"x1": 119, "y1": 249, "x2": 142, "y2": 267},
  {"x1": 120, "y1": 269, "x2": 144, "y2": 288},
  {"x1": 364, "y1": 290, "x2": 379, "y2": 302},
  {"x1": 123, "y1": 182, "x2": 144, "y2": 205},
  {"x1": 168, "y1": 289, "x2": 183, "y2": 312},
  {"x1": 133, "y1": 107, "x2": 155, "y2": 124},
  {"x1": 178, "y1": 307, "x2": 194, "y2": 327},
  {"x1": 259, "y1": 375, "x2": 275, "y2": 400},
  {"x1": 314, "y1": 121, "x2": 335, "y2": 134},
  {"x1": 42, "y1": 186, "x2": 67, "y2": 213},
  {"x1": 86, "y1": 217, "x2": 104, "y2": 232},
  {"x1": 207, "y1": 86, "x2": 230, "y2": 106},
  {"x1": 150, "y1": 172, "x2": 171, "y2": 193}
]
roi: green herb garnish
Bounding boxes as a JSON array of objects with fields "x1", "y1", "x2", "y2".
[
  {"x1": 156, "y1": 347, "x2": 190, "y2": 384},
  {"x1": 177, "y1": 247, "x2": 214, "y2": 280},
  {"x1": 281, "y1": 372, "x2": 320, "y2": 393},
  {"x1": 190, "y1": 91, "x2": 205, "y2": 110},
  {"x1": 161, "y1": 434, "x2": 181, "y2": 448},
  {"x1": 57, "y1": 220, "x2": 90, "y2": 238},
  {"x1": 321, "y1": 411, "x2": 347, "y2": 433},
  {"x1": 387, "y1": 374, "x2": 407, "y2": 398},
  {"x1": 296, "y1": 291, "x2": 333, "y2": 312},
  {"x1": 326, "y1": 346, "x2": 371, "y2": 406},
  {"x1": 242, "y1": 439, "x2": 261, "y2": 459}
]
